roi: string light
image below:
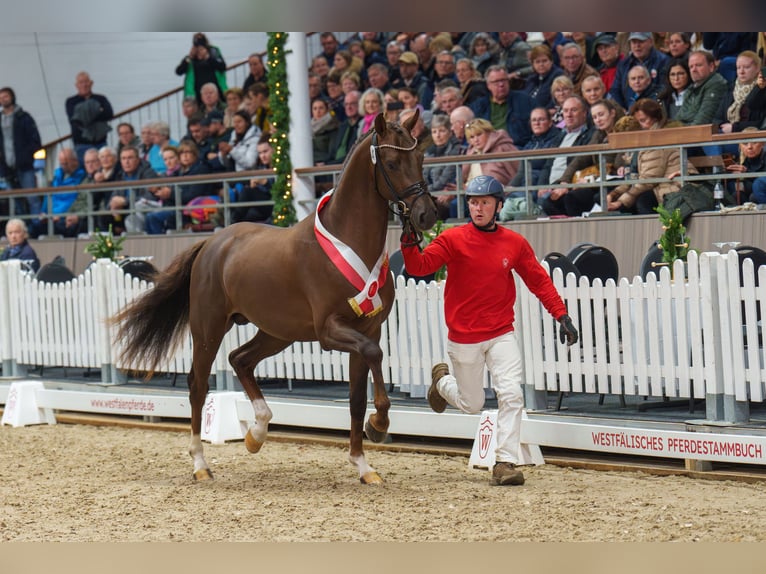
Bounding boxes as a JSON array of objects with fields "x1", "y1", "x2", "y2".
[{"x1": 266, "y1": 32, "x2": 296, "y2": 226}]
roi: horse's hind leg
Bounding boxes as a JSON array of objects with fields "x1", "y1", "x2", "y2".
[
  {"x1": 229, "y1": 331, "x2": 290, "y2": 454},
  {"x1": 188, "y1": 324, "x2": 228, "y2": 481}
]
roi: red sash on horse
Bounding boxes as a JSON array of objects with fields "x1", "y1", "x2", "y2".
[{"x1": 314, "y1": 190, "x2": 389, "y2": 317}]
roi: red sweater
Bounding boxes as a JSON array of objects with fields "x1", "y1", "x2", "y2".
[{"x1": 402, "y1": 224, "x2": 568, "y2": 344}]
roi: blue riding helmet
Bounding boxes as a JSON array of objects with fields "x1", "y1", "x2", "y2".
[{"x1": 465, "y1": 175, "x2": 504, "y2": 199}]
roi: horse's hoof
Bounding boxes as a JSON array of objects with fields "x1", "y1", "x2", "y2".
[
  {"x1": 360, "y1": 471, "x2": 383, "y2": 485},
  {"x1": 245, "y1": 431, "x2": 264, "y2": 453},
  {"x1": 193, "y1": 468, "x2": 214, "y2": 481},
  {"x1": 364, "y1": 420, "x2": 388, "y2": 443}
]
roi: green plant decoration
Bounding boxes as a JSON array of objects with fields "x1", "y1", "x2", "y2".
[
  {"x1": 84, "y1": 225, "x2": 126, "y2": 261},
  {"x1": 421, "y1": 220, "x2": 451, "y2": 281},
  {"x1": 266, "y1": 32, "x2": 297, "y2": 227},
  {"x1": 655, "y1": 204, "x2": 690, "y2": 277}
]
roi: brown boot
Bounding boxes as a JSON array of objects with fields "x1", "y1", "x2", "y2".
[
  {"x1": 428, "y1": 363, "x2": 449, "y2": 413},
  {"x1": 490, "y1": 462, "x2": 525, "y2": 486}
]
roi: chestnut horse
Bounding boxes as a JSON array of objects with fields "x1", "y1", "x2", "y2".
[{"x1": 112, "y1": 111, "x2": 438, "y2": 484}]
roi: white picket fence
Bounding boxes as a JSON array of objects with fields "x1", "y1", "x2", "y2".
[{"x1": 0, "y1": 249, "x2": 764, "y2": 422}]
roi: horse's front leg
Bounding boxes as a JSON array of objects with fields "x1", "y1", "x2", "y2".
[{"x1": 320, "y1": 315, "x2": 390, "y2": 484}]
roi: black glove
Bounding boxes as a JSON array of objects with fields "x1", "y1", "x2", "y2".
[{"x1": 558, "y1": 314, "x2": 578, "y2": 346}]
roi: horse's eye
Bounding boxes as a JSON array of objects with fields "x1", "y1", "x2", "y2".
[{"x1": 386, "y1": 161, "x2": 397, "y2": 170}]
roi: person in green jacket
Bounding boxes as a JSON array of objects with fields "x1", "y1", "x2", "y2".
[
  {"x1": 175, "y1": 32, "x2": 228, "y2": 106},
  {"x1": 675, "y1": 50, "x2": 728, "y2": 126}
]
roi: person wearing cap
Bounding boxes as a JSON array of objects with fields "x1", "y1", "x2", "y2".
[
  {"x1": 608, "y1": 32, "x2": 669, "y2": 109},
  {"x1": 392, "y1": 51, "x2": 433, "y2": 111},
  {"x1": 593, "y1": 33, "x2": 623, "y2": 92},
  {"x1": 400, "y1": 174, "x2": 578, "y2": 487}
]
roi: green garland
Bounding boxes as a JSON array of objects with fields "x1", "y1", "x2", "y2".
[{"x1": 266, "y1": 32, "x2": 297, "y2": 226}]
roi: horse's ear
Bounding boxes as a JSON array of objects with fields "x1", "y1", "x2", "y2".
[
  {"x1": 401, "y1": 108, "x2": 420, "y2": 132},
  {"x1": 374, "y1": 112, "x2": 387, "y2": 135}
]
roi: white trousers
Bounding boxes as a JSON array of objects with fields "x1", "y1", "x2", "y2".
[{"x1": 437, "y1": 331, "x2": 524, "y2": 464}]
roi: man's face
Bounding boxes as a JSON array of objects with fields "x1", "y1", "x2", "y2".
[
  {"x1": 189, "y1": 123, "x2": 204, "y2": 143},
  {"x1": 308, "y1": 76, "x2": 322, "y2": 99},
  {"x1": 0, "y1": 90, "x2": 13, "y2": 109},
  {"x1": 688, "y1": 53, "x2": 714, "y2": 84},
  {"x1": 98, "y1": 149, "x2": 116, "y2": 169},
  {"x1": 562, "y1": 98, "x2": 586, "y2": 131},
  {"x1": 434, "y1": 54, "x2": 455, "y2": 77},
  {"x1": 399, "y1": 62, "x2": 418, "y2": 81},
  {"x1": 498, "y1": 32, "x2": 517, "y2": 47},
  {"x1": 75, "y1": 74, "x2": 93, "y2": 97},
  {"x1": 120, "y1": 150, "x2": 139, "y2": 174},
  {"x1": 343, "y1": 94, "x2": 360, "y2": 119},
  {"x1": 257, "y1": 142, "x2": 273, "y2": 165},
  {"x1": 248, "y1": 56, "x2": 264, "y2": 77},
  {"x1": 367, "y1": 67, "x2": 388, "y2": 90},
  {"x1": 486, "y1": 70, "x2": 510, "y2": 102},
  {"x1": 201, "y1": 87, "x2": 219, "y2": 107},
  {"x1": 596, "y1": 43, "x2": 619, "y2": 66},
  {"x1": 59, "y1": 151, "x2": 79, "y2": 173},
  {"x1": 561, "y1": 48, "x2": 583, "y2": 74},
  {"x1": 630, "y1": 38, "x2": 653, "y2": 60},
  {"x1": 468, "y1": 195, "x2": 500, "y2": 228},
  {"x1": 117, "y1": 125, "x2": 134, "y2": 145},
  {"x1": 244, "y1": 95, "x2": 258, "y2": 116},
  {"x1": 83, "y1": 152, "x2": 100, "y2": 176},
  {"x1": 450, "y1": 114, "x2": 469, "y2": 139},
  {"x1": 386, "y1": 44, "x2": 402, "y2": 66},
  {"x1": 628, "y1": 68, "x2": 651, "y2": 94},
  {"x1": 439, "y1": 91, "x2": 461, "y2": 115},
  {"x1": 320, "y1": 35, "x2": 338, "y2": 56}
]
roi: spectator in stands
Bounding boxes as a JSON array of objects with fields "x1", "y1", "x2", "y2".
[
  {"x1": 147, "y1": 121, "x2": 178, "y2": 176},
  {"x1": 434, "y1": 85, "x2": 463, "y2": 118},
  {"x1": 666, "y1": 32, "x2": 693, "y2": 62},
  {"x1": 30, "y1": 147, "x2": 86, "y2": 238},
  {"x1": 658, "y1": 58, "x2": 692, "y2": 120},
  {"x1": 1, "y1": 218, "x2": 39, "y2": 272},
  {"x1": 455, "y1": 58, "x2": 489, "y2": 107},
  {"x1": 217, "y1": 110, "x2": 259, "y2": 172},
  {"x1": 329, "y1": 49, "x2": 355, "y2": 78},
  {"x1": 106, "y1": 145, "x2": 158, "y2": 234},
  {"x1": 449, "y1": 105, "x2": 474, "y2": 150},
  {"x1": 145, "y1": 140, "x2": 214, "y2": 234},
  {"x1": 341, "y1": 71, "x2": 362, "y2": 95},
  {"x1": 176, "y1": 33, "x2": 227, "y2": 105},
  {"x1": 181, "y1": 96, "x2": 200, "y2": 125},
  {"x1": 115, "y1": 122, "x2": 140, "y2": 158},
  {"x1": 498, "y1": 32, "x2": 533, "y2": 80},
  {"x1": 594, "y1": 34, "x2": 622, "y2": 93},
  {"x1": 580, "y1": 74, "x2": 607, "y2": 107},
  {"x1": 385, "y1": 39, "x2": 405, "y2": 68},
  {"x1": 242, "y1": 53, "x2": 267, "y2": 92},
  {"x1": 541, "y1": 32, "x2": 568, "y2": 66},
  {"x1": 311, "y1": 98, "x2": 339, "y2": 165},
  {"x1": 467, "y1": 33, "x2": 500, "y2": 77},
  {"x1": 223, "y1": 87, "x2": 245, "y2": 130},
  {"x1": 366, "y1": 63, "x2": 392, "y2": 94},
  {"x1": 461, "y1": 117, "x2": 519, "y2": 190},
  {"x1": 608, "y1": 98, "x2": 699, "y2": 214},
  {"x1": 431, "y1": 51, "x2": 458, "y2": 88},
  {"x1": 715, "y1": 51, "x2": 766, "y2": 134},
  {"x1": 726, "y1": 127, "x2": 766, "y2": 204},
  {"x1": 609, "y1": 33, "x2": 669, "y2": 110},
  {"x1": 327, "y1": 90, "x2": 362, "y2": 165},
  {"x1": 325, "y1": 73, "x2": 346, "y2": 122},
  {"x1": 0, "y1": 86, "x2": 42, "y2": 218},
  {"x1": 625, "y1": 64, "x2": 662, "y2": 108},
  {"x1": 357, "y1": 87, "x2": 384, "y2": 139},
  {"x1": 65, "y1": 71, "x2": 114, "y2": 167},
  {"x1": 550, "y1": 75, "x2": 575, "y2": 128},
  {"x1": 560, "y1": 43, "x2": 598, "y2": 95},
  {"x1": 94, "y1": 147, "x2": 119, "y2": 184},
  {"x1": 392, "y1": 51, "x2": 433, "y2": 109},
  {"x1": 200, "y1": 82, "x2": 226, "y2": 116},
  {"x1": 569, "y1": 32, "x2": 600, "y2": 68},
  {"x1": 244, "y1": 82, "x2": 273, "y2": 136},
  {"x1": 410, "y1": 33, "x2": 436, "y2": 81},
  {"x1": 398, "y1": 107, "x2": 433, "y2": 154},
  {"x1": 509, "y1": 107, "x2": 564, "y2": 189},
  {"x1": 471, "y1": 65, "x2": 534, "y2": 147},
  {"x1": 318, "y1": 32, "x2": 340, "y2": 66},
  {"x1": 524, "y1": 44, "x2": 565, "y2": 110},
  {"x1": 676, "y1": 50, "x2": 728, "y2": 126},
  {"x1": 138, "y1": 122, "x2": 154, "y2": 161},
  {"x1": 536, "y1": 96, "x2": 595, "y2": 216},
  {"x1": 60, "y1": 147, "x2": 102, "y2": 238},
  {"x1": 185, "y1": 114, "x2": 215, "y2": 168},
  {"x1": 233, "y1": 134, "x2": 274, "y2": 224},
  {"x1": 424, "y1": 114, "x2": 461, "y2": 219},
  {"x1": 310, "y1": 55, "x2": 331, "y2": 83},
  {"x1": 307, "y1": 72, "x2": 324, "y2": 102},
  {"x1": 702, "y1": 33, "x2": 758, "y2": 83}
]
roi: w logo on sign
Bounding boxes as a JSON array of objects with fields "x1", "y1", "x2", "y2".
[{"x1": 478, "y1": 414, "x2": 494, "y2": 459}]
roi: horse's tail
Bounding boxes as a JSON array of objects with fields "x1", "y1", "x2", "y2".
[{"x1": 111, "y1": 240, "x2": 207, "y2": 377}]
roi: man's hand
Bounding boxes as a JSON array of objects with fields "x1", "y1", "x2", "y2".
[{"x1": 558, "y1": 314, "x2": 578, "y2": 346}]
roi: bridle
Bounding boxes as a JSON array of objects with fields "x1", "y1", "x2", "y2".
[{"x1": 370, "y1": 130, "x2": 430, "y2": 245}]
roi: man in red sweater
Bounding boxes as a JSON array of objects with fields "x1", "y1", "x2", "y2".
[{"x1": 401, "y1": 175, "x2": 578, "y2": 486}]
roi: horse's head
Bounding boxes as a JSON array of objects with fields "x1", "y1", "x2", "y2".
[{"x1": 370, "y1": 110, "x2": 438, "y2": 237}]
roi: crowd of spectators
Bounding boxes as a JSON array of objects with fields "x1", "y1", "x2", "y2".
[{"x1": 2, "y1": 32, "x2": 766, "y2": 242}]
